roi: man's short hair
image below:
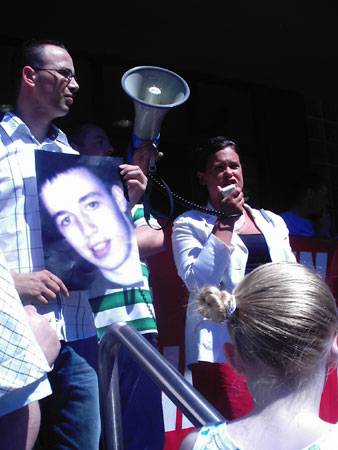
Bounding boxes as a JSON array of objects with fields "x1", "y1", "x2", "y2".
[{"x1": 11, "y1": 39, "x2": 68, "y2": 92}]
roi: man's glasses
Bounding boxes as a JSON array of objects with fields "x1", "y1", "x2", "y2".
[{"x1": 33, "y1": 67, "x2": 77, "y2": 83}]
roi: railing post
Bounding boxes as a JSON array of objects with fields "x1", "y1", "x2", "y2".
[
  {"x1": 98, "y1": 322, "x2": 225, "y2": 450},
  {"x1": 98, "y1": 333, "x2": 124, "y2": 450}
]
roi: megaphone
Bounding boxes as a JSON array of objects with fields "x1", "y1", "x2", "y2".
[{"x1": 121, "y1": 66, "x2": 190, "y2": 160}]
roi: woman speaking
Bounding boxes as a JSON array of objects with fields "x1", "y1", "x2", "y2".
[{"x1": 172, "y1": 136, "x2": 296, "y2": 419}]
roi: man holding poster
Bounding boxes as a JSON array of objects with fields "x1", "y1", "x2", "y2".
[{"x1": 0, "y1": 38, "x2": 148, "y2": 449}]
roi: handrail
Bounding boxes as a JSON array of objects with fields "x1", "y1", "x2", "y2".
[{"x1": 98, "y1": 321, "x2": 225, "y2": 450}]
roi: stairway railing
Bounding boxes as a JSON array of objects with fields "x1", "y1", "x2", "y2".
[{"x1": 98, "y1": 321, "x2": 224, "y2": 450}]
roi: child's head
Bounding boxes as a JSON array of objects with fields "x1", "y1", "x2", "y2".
[{"x1": 197, "y1": 262, "x2": 338, "y2": 388}]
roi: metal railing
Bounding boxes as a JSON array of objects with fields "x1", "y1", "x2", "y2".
[{"x1": 98, "y1": 322, "x2": 224, "y2": 450}]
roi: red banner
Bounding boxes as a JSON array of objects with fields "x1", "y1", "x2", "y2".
[{"x1": 148, "y1": 232, "x2": 338, "y2": 450}]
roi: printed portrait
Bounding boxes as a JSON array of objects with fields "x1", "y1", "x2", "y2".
[{"x1": 35, "y1": 151, "x2": 143, "y2": 291}]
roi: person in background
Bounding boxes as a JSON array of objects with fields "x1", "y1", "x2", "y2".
[
  {"x1": 70, "y1": 123, "x2": 114, "y2": 156},
  {"x1": 73, "y1": 122, "x2": 166, "y2": 450},
  {"x1": 0, "y1": 250, "x2": 60, "y2": 450},
  {"x1": 0, "y1": 39, "x2": 146, "y2": 449},
  {"x1": 172, "y1": 136, "x2": 295, "y2": 420},
  {"x1": 279, "y1": 171, "x2": 333, "y2": 238},
  {"x1": 180, "y1": 261, "x2": 338, "y2": 450}
]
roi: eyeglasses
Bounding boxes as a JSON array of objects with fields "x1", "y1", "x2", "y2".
[{"x1": 33, "y1": 67, "x2": 77, "y2": 83}]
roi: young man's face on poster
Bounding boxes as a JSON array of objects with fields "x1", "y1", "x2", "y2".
[
  {"x1": 35, "y1": 152, "x2": 143, "y2": 290},
  {"x1": 41, "y1": 166, "x2": 129, "y2": 271}
]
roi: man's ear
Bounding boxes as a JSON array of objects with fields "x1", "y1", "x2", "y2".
[
  {"x1": 22, "y1": 66, "x2": 36, "y2": 86},
  {"x1": 197, "y1": 171, "x2": 206, "y2": 186},
  {"x1": 327, "y1": 333, "x2": 338, "y2": 370},
  {"x1": 224, "y1": 343, "x2": 245, "y2": 375},
  {"x1": 111, "y1": 185, "x2": 128, "y2": 213}
]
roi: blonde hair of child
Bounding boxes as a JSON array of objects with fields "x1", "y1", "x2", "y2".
[{"x1": 197, "y1": 262, "x2": 338, "y2": 386}]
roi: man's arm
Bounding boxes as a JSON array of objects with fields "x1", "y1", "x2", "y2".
[
  {"x1": 0, "y1": 401, "x2": 41, "y2": 450},
  {"x1": 24, "y1": 305, "x2": 60, "y2": 366},
  {"x1": 0, "y1": 306, "x2": 59, "y2": 450},
  {"x1": 0, "y1": 255, "x2": 59, "y2": 450},
  {"x1": 135, "y1": 226, "x2": 165, "y2": 259},
  {"x1": 0, "y1": 306, "x2": 61, "y2": 449}
]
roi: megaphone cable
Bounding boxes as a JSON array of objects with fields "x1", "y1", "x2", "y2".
[{"x1": 147, "y1": 173, "x2": 241, "y2": 221}]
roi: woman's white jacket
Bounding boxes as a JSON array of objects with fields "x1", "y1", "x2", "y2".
[{"x1": 172, "y1": 204, "x2": 296, "y2": 365}]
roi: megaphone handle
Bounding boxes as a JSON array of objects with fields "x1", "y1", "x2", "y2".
[{"x1": 128, "y1": 133, "x2": 161, "y2": 173}]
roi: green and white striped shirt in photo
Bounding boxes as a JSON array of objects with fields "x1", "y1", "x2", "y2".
[{"x1": 90, "y1": 204, "x2": 159, "y2": 339}]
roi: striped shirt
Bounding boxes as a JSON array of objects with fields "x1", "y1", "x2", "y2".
[
  {"x1": 0, "y1": 251, "x2": 52, "y2": 416},
  {"x1": 90, "y1": 204, "x2": 158, "y2": 338},
  {"x1": 0, "y1": 112, "x2": 96, "y2": 341}
]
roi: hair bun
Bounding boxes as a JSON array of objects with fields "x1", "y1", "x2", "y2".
[{"x1": 196, "y1": 286, "x2": 235, "y2": 322}]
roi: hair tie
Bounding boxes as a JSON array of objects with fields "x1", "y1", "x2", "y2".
[{"x1": 227, "y1": 294, "x2": 237, "y2": 317}]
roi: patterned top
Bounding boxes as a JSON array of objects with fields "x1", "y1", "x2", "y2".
[
  {"x1": 193, "y1": 422, "x2": 338, "y2": 450},
  {"x1": 89, "y1": 204, "x2": 158, "y2": 338},
  {"x1": 0, "y1": 112, "x2": 96, "y2": 341},
  {"x1": 0, "y1": 251, "x2": 52, "y2": 416}
]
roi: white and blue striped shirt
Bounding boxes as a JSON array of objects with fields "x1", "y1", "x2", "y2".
[{"x1": 0, "y1": 112, "x2": 96, "y2": 341}]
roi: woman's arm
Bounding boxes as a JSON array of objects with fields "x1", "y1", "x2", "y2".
[{"x1": 172, "y1": 214, "x2": 232, "y2": 292}]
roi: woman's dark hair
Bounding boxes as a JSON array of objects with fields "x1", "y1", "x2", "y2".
[
  {"x1": 190, "y1": 136, "x2": 240, "y2": 204},
  {"x1": 192, "y1": 136, "x2": 240, "y2": 173}
]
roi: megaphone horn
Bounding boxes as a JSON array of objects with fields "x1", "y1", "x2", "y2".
[{"x1": 121, "y1": 66, "x2": 190, "y2": 152}]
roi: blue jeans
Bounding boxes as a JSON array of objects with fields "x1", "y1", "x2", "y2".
[
  {"x1": 118, "y1": 333, "x2": 165, "y2": 450},
  {"x1": 37, "y1": 336, "x2": 101, "y2": 450}
]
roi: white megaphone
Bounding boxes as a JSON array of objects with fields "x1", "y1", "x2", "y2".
[{"x1": 121, "y1": 66, "x2": 190, "y2": 167}]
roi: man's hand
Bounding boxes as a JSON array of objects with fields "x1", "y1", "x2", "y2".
[
  {"x1": 24, "y1": 305, "x2": 61, "y2": 366},
  {"x1": 131, "y1": 142, "x2": 163, "y2": 175},
  {"x1": 119, "y1": 163, "x2": 147, "y2": 207},
  {"x1": 11, "y1": 270, "x2": 69, "y2": 305}
]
